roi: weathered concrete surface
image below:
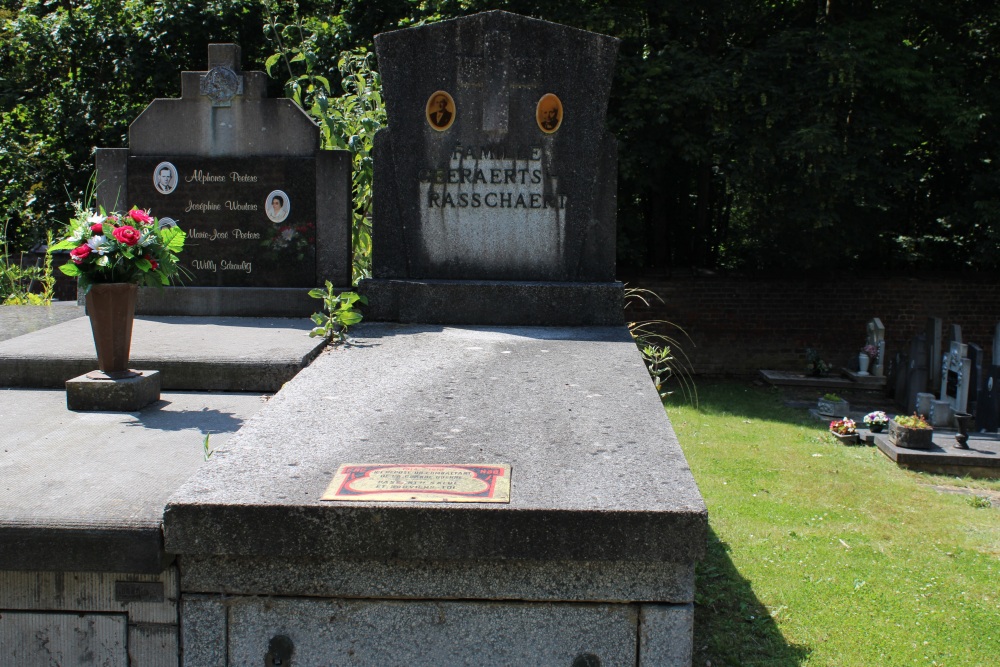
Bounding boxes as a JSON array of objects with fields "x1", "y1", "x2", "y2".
[
  {"x1": 66, "y1": 370, "x2": 161, "y2": 412},
  {"x1": 0, "y1": 389, "x2": 266, "y2": 572},
  {"x1": 165, "y1": 324, "x2": 706, "y2": 566},
  {"x1": 360, "y1": 278, "x2": 624, "y2": 326},
  {"x1": 0, "y1": 302, "x2": 85, "y2": 342},
  {"x1": 0, "y1": 315, "x2": 324, "y2": 391},
  {"x1": 224, "y1": 597, "x2": 639, "y2": 667}
]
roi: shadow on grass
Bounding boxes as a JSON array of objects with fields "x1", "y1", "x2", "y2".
[
  {"x1": 694, "y1": 527, "x2": 811, "y2": 666},
  {"x1": 667, "y1": 378, "x2": 878, "y2": 430}
]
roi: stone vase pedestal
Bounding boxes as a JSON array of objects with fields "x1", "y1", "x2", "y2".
[
  {"x1": 857, "y1": 353, "x2": 870, "y2": 376},
  {"x1": 86, "y1": 283, "x2": 139, "y2": 378}
]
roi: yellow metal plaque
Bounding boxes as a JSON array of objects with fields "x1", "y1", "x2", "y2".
[{"x1": 322, "y1": 464, "x2": 510, "y2": 503}]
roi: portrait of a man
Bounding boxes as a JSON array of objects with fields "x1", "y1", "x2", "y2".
[
  {"x1": 426, "y1": 91, "x2": 456, "y2": 131},
  {"x1": 266, "y1": 190, "x2": 290, "y2": 223},
  {"x1": 153, "y1": 162, "x2": 178, "y2": 194},
  {"x1": 536, "y1": 94, "x2": 563, "y2": 133}
]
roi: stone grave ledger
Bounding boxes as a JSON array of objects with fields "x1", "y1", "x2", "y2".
[
  {"x1": 363, "y1": 12, "x2": 624, "y2": 325},
  {"x1": 94, "y1": 43, "x2": 352, "y2": 317},
  {"x1": 165, "y1": 324, "x2": 707, "y2": 666}
]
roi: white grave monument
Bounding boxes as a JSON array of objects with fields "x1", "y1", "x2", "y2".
[{"x1": 866, "y1": 317, "x2": 886, "y2": 377}]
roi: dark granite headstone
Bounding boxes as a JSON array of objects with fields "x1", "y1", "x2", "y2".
[
  {"x1": 967, "y1": 342, "x2": 983, "y2": 415},
  {"x1": 361, "y1": 11, "x2": 623, "y2": 325},
  {"x1": 975, "y1": 366, "x2": 1000, "y2": 432},
  {"x1": 903, "y1": 334, "x2": 929, "y2": 414},
  {"x1": 94, "y1": 44, "x2": 351, "y2": 315},
  {"x1": 926, "y1": 317, "x2": 943, "y2": 391}
]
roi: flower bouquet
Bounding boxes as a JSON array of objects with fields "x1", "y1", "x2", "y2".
[
  {"x1": 49, "y1": 205, "x2": 186, "y2": 377},
  {"x1": 49, "y1": 205, "x2": 186, "y2": 293},
  {"x1": 829, "y1": 417, "x2": 859, "y2": 444},
  {"x1": 863, "y1": 410, "x2": 888, "y2": 433}
]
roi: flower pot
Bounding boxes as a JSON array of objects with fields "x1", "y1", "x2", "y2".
[
  {"x1": 85, "y1": 283, "x2": 139, "y2": 378},
  {"x1": 857, "y1": 353, "x2": 870, "y2": 376},
  {"x1": 888, "y1": 419, "x2": 934, "y2": 450},
  {"x1": 868, "y1": 423, "x2": 885, "y2": 434},
  {"x1": 830, "y1": 430, "x2": 859, "y2": 445}
]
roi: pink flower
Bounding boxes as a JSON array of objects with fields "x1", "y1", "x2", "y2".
[
  {"x1": 90, "y1": 223, "x2": 103, "y2": 233},
  {"x1": 129, "y1": 208, "x2": 153, "y2": 224},
  {"x1": 113, "y1": 225, "x2": 140, "y2": 246},
  {"x1": 70, "y1": 244, "x2": 91, "y2": 263}
]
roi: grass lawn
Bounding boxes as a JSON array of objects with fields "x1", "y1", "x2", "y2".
[{"x1": 665, "y1": 380, "x2": 1000, "y2": 667}]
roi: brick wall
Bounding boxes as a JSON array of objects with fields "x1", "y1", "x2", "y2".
[{"x1": 626, "y1": 274, "x2": 1000, "y2": 376}]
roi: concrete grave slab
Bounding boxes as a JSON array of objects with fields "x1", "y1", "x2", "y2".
[
  {"x1": 0, "y1": 388, "x2": 266, "y2": 572},
  {"x1": 0, "y1": 315, "x2": 324, "y2": 391}
]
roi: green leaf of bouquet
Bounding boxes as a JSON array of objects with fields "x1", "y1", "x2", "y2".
[
  {"x1": 162, "y1": 227, "x2": 186, "y2": 252},
  {"x1": 49, "y1": 238, "x2": 77, "y2": 251},
  {"x1": 96, "y1": 255, "x2": 109, "y2": 267},
  {"x1": 307, "y1": 288, "x2": 325, "y2": 299},
  {"x1": 136, "y1": 258, "x2": 151, "y2": 271},
  {"x1": 58, "y1": 262, "x2": 81, "y2": 276}
]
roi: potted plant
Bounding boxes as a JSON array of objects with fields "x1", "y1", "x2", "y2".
[
  {"x1": 817, "y1": 393, "x2": 849, "y2": 416},
  {"x1": 806, "y1": 348, "x2": 831, "y2": 377},
  {"x1": 829, "y1": 417, "x2": 859, "y2": 444},
  {"x1": 889, "y1": 413, "x2": 934, "y2": 450},
  {"x1": 49, "y1": 205, "x2": 186, "y2": 377},
  {"x1": 863, "y1": 410, "x2": 889, "y2": 433}
]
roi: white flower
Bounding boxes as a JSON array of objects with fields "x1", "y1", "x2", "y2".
[
  {"x1": 87, "y1": 235, "x2": 108, "y2": 254},
  {"x1": 87, "y1": 212, "x2": 106, "y2": 225}
]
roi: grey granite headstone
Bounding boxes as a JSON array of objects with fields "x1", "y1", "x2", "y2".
[
  {"x1": 976, "y1": 366, "x2": 1000, "y2": 432},
  {"x1": 94, "y1": 44, "x2": 352, "y2": 316},
  {"x1": 361, "y1": 11, "x2": 623, "y2": 325}
]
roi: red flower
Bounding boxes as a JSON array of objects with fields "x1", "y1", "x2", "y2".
[
  {"x1": 129, "y1": 208, "x2": 153, "y2": 224},
  {"x1": 70, "y1": 244, "x2": 91, "y2": 263},
  {"x1": 113, "y1": 225, "x2": 140, "y2": 246},
  {"x1": 90, "y1": 223, "x2": 103, "y2": 233},
  {"x1": 144, "y1": 255, "x2": 159, "y2": 271}
]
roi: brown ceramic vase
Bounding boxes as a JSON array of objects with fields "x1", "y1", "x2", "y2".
[{"x1": 85, "y1": 283, "x2": 138, "y2": 378}]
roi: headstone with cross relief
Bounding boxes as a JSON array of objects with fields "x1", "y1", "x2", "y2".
[{"x1": 93, "y1": 44, "x2": 352, "y2": 316}]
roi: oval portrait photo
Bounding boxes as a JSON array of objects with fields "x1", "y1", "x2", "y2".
[
  {"x1": 266, "y1": 190, "x2": 290, "y2": 223},
  {"x1": 153, "y1": 161, "x2": 178, "y2": 195},
  {"x1": 426, "y1": 91, "x2": 456, "y2": 131},
  {"x1": 536, "y1": 93, "x2": 563, "y2": 134}
]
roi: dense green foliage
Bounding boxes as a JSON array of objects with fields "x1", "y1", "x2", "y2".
[{"x1": 3, "y1": 1, "x2": 999, "y2": 275}]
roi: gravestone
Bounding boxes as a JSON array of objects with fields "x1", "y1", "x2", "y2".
[
  {"x1": 967, "y1": 342, "x2": 983, "y2": 415},
  {"x1": 866, "y1": 317, "x2": 886, "y2": 376},
  {"x1": 926, "y1": 317, "x2": 943, "y2": 391},
  {"x1": 901, "y1": 334, "x2": 929, "y2": 414},
  {"x1": 940, "y1": 340, "x2": 971, "y2": 418},
  {"x1": 165, "y1": 13, "x2": 704, "y2": 666},
  {"x1": 94, "y1": 44, "x2": 352, "y2": 316},
  {"x1": 976, "y1": 323, "x2": 1000, "y2": 432},
  {"x1": 360, "y1": 11, "x2": 622, "y2": 325}
]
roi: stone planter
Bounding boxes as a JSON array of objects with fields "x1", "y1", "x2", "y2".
[
  {"x1": 888, "y1": 419, "x2": 934, "y2": 450},
  {"x1": 830, "y1": 430, "x2": 859, "y2": 445},
  {"x1": 817, "y1": 397, "x2": 849, "y2": 416}
]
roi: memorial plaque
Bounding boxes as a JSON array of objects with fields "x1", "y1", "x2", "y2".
[
  {"x1": 128, "y1": 156, "x2": 316, "y2": 287},
  {"x1": 322, "y1": 463, "x2": 511, "y2": 503}
]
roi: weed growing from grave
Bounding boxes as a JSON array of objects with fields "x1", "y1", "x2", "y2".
[
  {"x1": 625, "y1": 287, "x2": 697, "y2": 405},
  {"x1": 308, "y1": 280, "x2": 366, "y2": 343},
  {"x1": 263, "y1": 5, "x2": 386, "y2": 284},
  {"x1": 202, "y1": 433, "x2": 215, "y2": 461}
]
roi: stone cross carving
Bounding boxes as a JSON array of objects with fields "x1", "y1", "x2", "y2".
[{"x1": 199, "y1": 44, "x2": 244, "y2": 107}]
